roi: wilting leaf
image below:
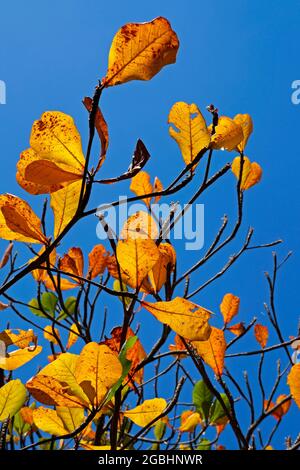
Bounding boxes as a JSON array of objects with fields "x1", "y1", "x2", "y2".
[
  {"x1": 130, "y1": 171, "x2": 153, "y2": 208},
  {"x1": 83, "y1": 97, "x2": 109, "y2": 171},
  {"x1": 75, "y1": 342, "x2": 122, "y2": 407},
  {"x1": 264, "y1": 395, "x2": 291, "y2": 420},
  {"x1": 0, "y1": 379, "x2": 27, "y2": 421},
  {"x1": 142, "y1": 297, "x2": 211, "y2": 341},
  {"x1": 17, "y1": 112, "x2": 85, "y2": 194},
  {"x1": 0, "y1": 194, "x2": 47, "y2": 244},
  {"x1": 0, "y1": 302, "x2": 9, "y2": 311},
  {"x1": 43, "y1": 325, "x2": 61, "y2": 345},
  {"x1": 168, "y1": 102, "x2": 210, "y2": 166},
  {"x1": 124, "y1": 398, "x2": 167, "y2": 427},
  {"x1": 288, "y1": 364, "x2": 300, "y2": 409},
  {"x1": 0, "y1": 242, "x2": 13, "y2": 269},
  {"x1": 209, "y1": 116, "x2": 243, "y2": 151},
  {"x1": 192, "y1": 380, "x2": 214, "y2": 423},
  {"x1": 232, "y1": 156, "x2": 262, "y2": 190},
  {"x1": 103, "y1": 17, "x2": 179, "y2": 87},
  {"x1": 227, "y1": 322, "x2": 245, "y2": 336},
  {"x1": 192, "y1": 327, "x2": 226, "y2": 376},
  {"x1": 234, "y1": 114, "x2": 253, "y2": 152},
  {"x1": 0, "y1": 329, "x2": 36, "y2": 349},
  {"x1": 102, "y1": 327, "x2": 146, "y2": 386},
  {"x1": 116, "y1": 238, "x2": 160, "y2": 289},
  {"x1": 66, "y1": 323, "x2": 80, "y2": 350},
  {"x1": 51, "y1": 180, "x2": 82, "y2": 238},
  {"x1": 254, "y1": 324, "x2": 269, "y2": 348},
  {"x1": 0, "y1": 345, "x2": 42, "y2": 371},
  {"x1": 220, "y1": 293, "x2": 240, "y2": 325},
  {"x1": 87, "y1": 244, "x2": 108, "y2": 279},
  {"x1": 179, "y1": 410, "x2": 201, "y2": 432},
  {"x1": 148, "y1": 243, "x2": 176, "y2": 293}
]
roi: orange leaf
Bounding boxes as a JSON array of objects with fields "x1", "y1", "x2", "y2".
[
  {"x1": 254, "y1": 324, "x2": 269, "y2": 348},
  {"x1": 83, "y1": 97, "x2": 109, "y2": 171},
  {"x1": 153, "y1": 176, "x2": 163, "y2": 203},
  {"x1": 288, "y1": 364, "x2": 300, "y2": 409},
  {"x1": 209, "y1": 116, "x2": 244, "y2": 151},
  {"x1": 0, "y1": 194, "x2": 47, "y2": 244},
  {"x1": 169, "y1": 334, "x2": 187, "y2": 359},
  {"x1": 232, "y1": 156, "x2": 262, "y2": 190},
  {"x1": 179, "y1": 410, "x2": 201, "y2": 432},
  {"x1": 264, "y1": 395, "x2": 291, "y2": 420},
  {"x1": 148, "y1": 243, "x2": 176, "y2": 293},
  {"x1": 31, "y1": 247, "x2": 57, "y2": 283},
  {"x1": 87, "y1": 244, "x2": 108, "y2": 279},
  {"x1": 66, "y1": 324, "x2": 80, "y2": 351},
  {"x1": 233, "y1": 114, "x2": 253, "y2": 152},
  {"x1": 59, "y1": 247, "x2": 84, "y2": 281},
  {"x1": 26, "y1": 374, "x2": 85, "y2": 408},
  {"x1": 220, "y1": 293, "x2": 240, "y2": 324},
  {"x1": 192, "y1": 327, "x2": 226, "y2": 376},
  {"x1": 227, "y1": 322, "x2": 245, "y2": 336},
  {"x1": 103, "y1": 17, "x2": 179, "y2": 87}
]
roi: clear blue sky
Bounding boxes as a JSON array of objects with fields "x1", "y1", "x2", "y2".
[{"x1": 0, "y1": 0, "x2": 299, "y2": 449}]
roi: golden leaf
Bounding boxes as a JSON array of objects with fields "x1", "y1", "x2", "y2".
[
  {"x1": 0, "y1": 194, "x2": 47, "y2": 244},
  {"x1": 0, "y1": 379, "x2": 27, "y2": 421},
  {"x1": 104, "y1": 17, "x2": 179, "y2": 87},
  {"x1": 87, "y1": 244, "x2": 108, "y2": 279},
  {"x1": 130, "y1": 171, "x2": 153, "y2": 208},
  {"x1": 220, "y1": 293, "x2": 240, "y2": 325},
  {"x1": 234, "y1": 113, "x2": 253, "y2": 152},
  {"x1": 124, "y1": 398, "x2": 167, "y2": 427},
  {"x1": 26, "y1": 374, "x2": 85, "y2": 408},
  {"x1": 179, "y1": 410, "x2": 201, "y2": 432},
  {"x1": 43, "y1": 325, "x2": 61, "y2": 345},
  {"x1": 66, "y1": 324, "x2": 80, "y2": 350},
  {"x1": 56, "y1": 406, "x2": 85, "y2": 432},
  {"x1": 0, "y1": 346, "x2": 42, "y2": 371},
  {"x1": 192, "y1": 327, "x2": 226, "y2": 376},
  {"x1": 51, "y1": 180, "x2": 82, "y2": 238},
  {"x1": 254, "y1": 324, "x2": 269, "y2": 348},
  {"x1": 264, "y1": 395, "x2": 291, "y2": 420},
  {"x1": 209, "y1": 116, "x2": 243, "y2": 151},
  {"x1": 288, "y1": 364, "x2": 300, "y2": 409},
  {"x1": 142, "y1": 297, "x2": 211, "y2": 341},
  {"x1": 227, "y1": 322, "x2": 245, "y2": 336},
  {"x1": 33, "y1": 407, "x2": 67, "y2": 436},
  {"x1": 232, "y1": 156, "x2": 262, "y2": 190},
  {"x1": 168, "y1": 102, "x2": 210, "y2": 165},
  {"x1": 0, "y1": 329, "x2": 36, "y2": 349},
  {"x1": 153, "y1": 176, "x2": 163, "y2": 203},
  {"x1": 121, "y1": 211, "x2": 158, "y2": 240},
  {"x1": 148, "y1": 243, "x2": 176, "y2": 293}
]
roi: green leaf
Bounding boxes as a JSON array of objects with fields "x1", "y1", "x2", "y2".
[
  {"x1": 58, "y1": 296, "x2": 77, "y2": 320},
  {"x1": 105, "y1": 336, "x2": 137, "y2": 403},
  {"x1": 209, "y1": 393, "x2": 231, "y2": 424},
  {"x1": 41, "y1": 292, "x2": 58, "y2": 315},
  {"x1": 192, "y1": 380, "x2": 214, "y2": 423},
  {"x1": 197, "y1": 438, "x2": 211, "y2": 450},
  {"x1": 113, "y1": 280, "x2": 131, "y2": 309},
  {"x1": 0, "y1": 379, "x2": 27, "y2": 421},
  {"x1": 154, "y1": 419, "x2": 166, "y2": 441},
  {"x1": 28, "y1": 298, "x2": 48, "y2": 318},
  {"x1": 13, "y1": 402, "x2": 36, "y2": 435}
]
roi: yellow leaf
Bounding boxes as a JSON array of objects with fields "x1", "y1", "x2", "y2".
[
  {"x1": 43, "y1": 325, "x2": 61, "y2": 345},
  {"x1": 192, "y1": 327, "x2": 226, "y2": 376},
  {"x1": 0, "y1": 345, "x2": 42, "y2": 371},
  {"x1": 209, "y1": 116, "x2": 244, "y2": 151},
  {"x1": 168, "y1": 102, "x2": 210, "y2": 166},
  {"x1": 0, "y1": 379, "x2": 27, "y2": 421},
  {"x1": 87, "y1": 244, "x2": 108, "y2": 279},
  {"x1": 130, "y1": 171, "x2": 153, "y2": 208},
  {"x1": 116, "y1": 238, "x2": 160, "y2": 289},
  {"x1": 104, "y1": 17, "x2": 179, "y2": 87},
  {"x1": 254, "y1": 324, "x2": 269, "y2": 348},
  {"x1": 0, "y1": 194, "x2": 47, "y2": 244},
  {"x1": 75, "y1": 342, "x2": 122, "y2": 407},
  {"x1": 0, "y1": 329, "x2": 36, "y2": 349},
  {"x1": 33, "y1": 407, "x2": 67, "y2": 436},
  {"x1": 31, "y1": 247, "x2": 57, "y2": 283},
  {"x1": 66, "y1": 324, "x2": 80, "y2": 350},
  {"x1": 153, "y1": 176, "x2": 163, "y2": 203},
  {"x1": 232, "y1": 156, "x2": 262, "y2": 190},
  {"x1": 38, "y1": 353, "x2": 89, "y2": 405},
  {"x1": 234, "y1": 113, "x2": 253, "y2": 152},
  {"x1": 56, "y1": 406, "x2": 85, "y2": 433},
  {"x1": 43, "y1": 275, "x2": 78, "y2": 291},
  {"x1": 179, "y1": 410, "x2": 201, "y2": 432},
  {"x1": 148, "y1": 243, "x2": 176, "y2": 293},
  {"x1": 26, "y1": 374, "x2": 85, "y2": 408},
  {"x1": 121, "y1": 211, "x2": 158, "y2": 240},
  {"x1": 124, "y1": 398, "x2": 167, "y2": 427},
  {"x1": 288, "y1": 364, "x2": 300, "y2": 409},
  {"x1": 51, "y1": 180, "x2": 82, "y2": 238},
  {"x1": 142, "y1": 297, "x2": 211, "y2": 341},
  {"x1": 220, "y1": 293, "x2": 240, "y2": 325}
]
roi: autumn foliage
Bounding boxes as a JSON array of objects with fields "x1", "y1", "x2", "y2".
[{"x1": 0, "y1": 16, "x2": 298, "y2": 452}]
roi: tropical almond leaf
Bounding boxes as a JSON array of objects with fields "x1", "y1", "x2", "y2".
[
  {"x1": 209, "y1": 116, "x2": 244, "y2": 151},
  {"x1": 0, "y1": 379, "x2": 27, "y2": 421},
  {"x1": 232, "y1": 156, "x2": 262, "y2": 190},
  {"x1": 103, "y1": 17, "x2": 179, "y2": 87},
  {"x1": 124, "y1": 398, "x2": 167, "y2": 427},
  {"x1": 87, "y1": 244, "x2": 108, "y2": 279},
  {"x1": 142, "y1": 297, "x2": 212, "y2": 341},
  {"x1": 0, "y1": 194, "x2": 47, "y2": 244},
  {"x1": 233, "y1": 113, "x2": 253, "y2": 152},
  {"x1": 0, "y1": 346, "x2": 42, "y2": 371},
  {"x1": 192, "y1": 327, "x2": 226, "y2": 376},
  {"x1": 288, "y1": 364, "x2": 300, "y2": 409},
  {"x1": 51, "y1": 180, "x2": 82, "y2": 238},
  {"x1": 0, "y1": 329, "x2": 36, "y2": 349},
  {"x1": 148, "y1": 243, "x2": 176, "y2": 293},
  {"x1": 33, "y1": 407, "x2": 67, "y2": 436},
  {"x1": 254, "y1": 323, "x2": 269, "y2": 349},
  {"x1": 83, "y1": 97, "x2": 109, "y2": 171},
  {"x1": 168, "y1": 102, "x2": 210, "y2": 166},
  {"x1": 220, "y1": 293, "x2": 240, "y2": 325},
  {"x1": 130, "y1": 171, "x2": 153, "y2": 208},
  {"x1": 66, "y1": 323, "x2": 80, "y2": 350},
  {"x1": 179, "y1": 410, "x2": 201, "y2": 432},
  {"x1": 26, "y1": 374, "x2": 85, "y2": 408},
  {"x1": 121, "y1": 211, "x2": 158, "y2": 241}
]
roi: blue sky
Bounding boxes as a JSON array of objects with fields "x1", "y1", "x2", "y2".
[{"x1": 0, "y1": 0, "x2": 299, "y2": 449}]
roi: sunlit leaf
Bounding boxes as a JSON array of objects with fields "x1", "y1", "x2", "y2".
[
  {"x1": 83, "y1": 97, "x2": 109, "y2": 171},
  {"x1": 51, "y1": 180, "x2": 82, "y2": 238},
  {"x1": 0, "y1": 345, "x2": 42, "y2": 371},
  {"x1": 87, "y1": 244, "x2": 108, "y2": 279},
  {"x1": 209, "y1": 116, "x2": 243, "y2": 151},
  {"x1": 179, "y1": 410, "x2": 201, "y2": 432},
  {"x1": 130, "y1": 171, "x2": 153, "y2": 208},
  {"x1": 0, "y1": 379, "x2": 27, "y2": 421},
  {"x1": 288, "y1": 364, "x2": 300, "y2": 409},
  {"x1": 254, "y1": 323, "x2": 269, "y2": 348},
  {"x1": 124, "y1": 398, "x2": 167, "y2": 427},
  {"x1": 233, "y1": 113, "x2": 253, "y2": 152},
  {"x1": 227, "y1": 322, "x2": 245, "y2": 336},
  {"x1": 192, "y1": 327, "x2": 226, "y2": 376},
  {"x1": 220, "y1": 293, "x2": 240, "y2": 325},
  {"x1": 66, "y1": 323, "x2": 80, "y2": 350},
  {"x1": 121, "y1": 211, "x2": 158, "y2": 240},
  {"x1": 232, "y1": 156, "x2": 262, "y2": 190},
  {"x1": 0, "y1": 329, "x2": 36, "y2": 349},
  {"x1": 192, "y1": 380, "x2": 214, "y2": 423},
  {"x1": 43, "y1": 325, "x2": 61, "y2": 345}
]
